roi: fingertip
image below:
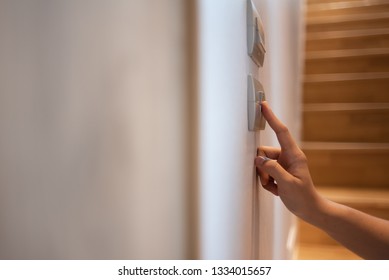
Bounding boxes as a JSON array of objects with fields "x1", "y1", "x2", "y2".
[
  {"x1": 260, "y1": 176, "x2": 269, "y2": 186},
  {"x1": 260, "y1": 101, "x2": 276, "y2": 127},
  {"x1": 255, "y1": 156, "x2": 271, "y2": 166},
  {"x1": 261, "y1": 101, "x2": 269, "y2": 113}
]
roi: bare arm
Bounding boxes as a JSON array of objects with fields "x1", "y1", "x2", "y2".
[{"x1": 255, "y1": 101, "x2": 389, "y2": 259}]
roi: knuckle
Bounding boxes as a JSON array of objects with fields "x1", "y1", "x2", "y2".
[
  {"x1": 278, "y1": 124, "x2": 289, "y2": 135},
  {"x1": 266, "y1": 159, "x2": 278, "y2": 168},
  {"x1": 299, "y1": 153, "x2": 308, "y2": 164},
  {"x1": 284, "y1": 176, "x2": 295, "y2": 186}
]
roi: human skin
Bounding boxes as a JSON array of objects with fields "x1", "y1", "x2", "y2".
[{"x1": 255, "y1": 101, "x2": 389, "y2": 259}]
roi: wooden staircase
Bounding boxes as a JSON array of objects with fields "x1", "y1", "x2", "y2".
[{"x1": 297, "y1": 0, "x2": 389, "y2": 260}]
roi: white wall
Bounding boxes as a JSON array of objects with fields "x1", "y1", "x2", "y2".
[
  {"x1": 197, "y1": 0, "x2": 304, "y2": 259},
  {"x1": 0, "y1": 0, "x2": 304, "y2": 260},
  {"x1": 0, "y1": 0, "x2": 188, "y2": 259},
  {"x1": 255, "y1": 0, "x2": 305, "y2": 259},
  {"x1": 197, "y1": 0, "x2": 260, "y2": 259}
]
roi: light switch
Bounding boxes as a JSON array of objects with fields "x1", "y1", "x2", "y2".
[
  {"x1": 247, "y1": 0, "x2": 266, "y2": 67},
  {"x1": 247, "y1": 74, "x2": 266, "y2": 131}
]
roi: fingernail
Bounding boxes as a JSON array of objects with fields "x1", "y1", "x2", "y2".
[{"x1": 255, "y1": 156, "x2": 271, "y2": 166}]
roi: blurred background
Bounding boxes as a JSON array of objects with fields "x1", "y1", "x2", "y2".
[
  {"x1": 0, "y1": 0, "x2": 190, "y2": 259},
  {"x1": 297, "y1": 0, "x2": 389, "y2": 259},
  {"x1": 0, "y1": 0, "x2": 387, "y2": 260}
]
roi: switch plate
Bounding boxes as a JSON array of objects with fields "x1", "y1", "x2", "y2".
[
  {"x1": 247, "y1": 0, "x2": 266, "y2": 67},
  {"x1": 247, "y1": 74, "x2": 266, "y2": 131}
]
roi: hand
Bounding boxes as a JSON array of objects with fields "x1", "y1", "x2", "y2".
[
  {"x1": 255, "y1": 102, "x2": 322, "y2": 221},
  {"x1": 256, "y1": 102, "x2": 389, "y2": 259}
]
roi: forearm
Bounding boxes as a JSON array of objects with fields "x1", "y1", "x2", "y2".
[{"x1": 305, "y1": 196, "x2": 389, "y2": 260}]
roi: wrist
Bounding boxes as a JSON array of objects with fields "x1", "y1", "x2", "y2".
[{"x1": 300, "y1": 190, "x2": 331, "y2": 228}]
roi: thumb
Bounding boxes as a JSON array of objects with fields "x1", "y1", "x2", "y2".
[{"x1": 255, "y1": 156, "x2": 293, "y2": 186}]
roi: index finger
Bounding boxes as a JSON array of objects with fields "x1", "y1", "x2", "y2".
[{"x1": 261, "y1": 101, "x2": 299, "y2": 152}]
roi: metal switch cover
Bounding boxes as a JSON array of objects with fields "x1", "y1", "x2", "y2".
[
  {"x1": 247, "y1": 74, "x2": 266, "y2": 131},
  {"x1": 247, "y1": 0, "x2": 266, "y2": 67}
]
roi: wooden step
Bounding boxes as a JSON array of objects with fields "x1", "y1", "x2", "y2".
[
  {"x1": 304, "y1": 73, "x2": 389, "y2": 103},
  {"x1": 305, "y1": 49, "x2": 389, "y2": 74},
  {"x1": 303, "y1": 103, "x2": 389, "y2": 142},
  {"x1": 308, "y1": 0, "x2": 380, "y2": 4},
  {"x1": 306, "y1": 29, "x2": 389, "y2": 51},
  {"x1": 319, "y1": 186, "x2": 389, "y2": 218},
  {"x1": 298, "y1": 219, "x2": 340, "y2": 247},
  {"x1": 296, "y1": 242, "x2": 362, "y2": 260},
  {"x1": 307, "y1": 13, "x2": 389, "y2": 32},
  {"x1": 302, "y1": 142, "x2": 389, "y2": 188},
  {"x1": 307, "y1": 2, "x2": 389, "y2": 19}
]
